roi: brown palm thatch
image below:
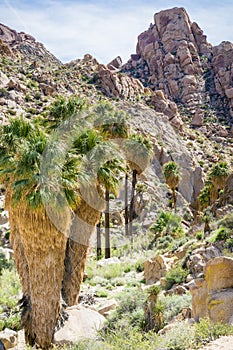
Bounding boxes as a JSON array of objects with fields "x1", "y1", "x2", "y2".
[
  {"x1": 6, "y1": 188, "x2": 70, "y2": 348},
  {"x1": 62, "y1": 185, "x2": 104, "y2": 306}
]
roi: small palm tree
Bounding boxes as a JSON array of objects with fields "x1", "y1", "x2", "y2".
[
  {"x1": 208, "y1": 162, "x2": 230, "y2": 203},
  {"x1": 198, "y1": 162, "x2": 230, "y2": 211},
  {"x1": 45, "y1": 95, "x2": 86, "y2": 129},
  {"x1": 163, "y1": 161, "x2": 180, "y2": 211}
]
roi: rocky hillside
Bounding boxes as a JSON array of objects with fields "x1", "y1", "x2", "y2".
[
  {"x1": 0, "y1": 7, "x2": 232, "y2": 222},
  {"x1": 1, "y1": 7, "x2": 233, "y2": 350}
]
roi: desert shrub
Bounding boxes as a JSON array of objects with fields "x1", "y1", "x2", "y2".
[
  {"x1": 135, "y1": 258, "x2": 145, "y2": 272},
  {"x1": 0, "y1": 268, "x2": 21, "y2": 330},
  {"x1": 170, "y1": 237, "x2": 189, "y2": 253},
  {"x1": 195, "y1": 231, "x2": 204, "y2": 240},
  {"x1": 156, "y1": 235, "x2": 174, "y2": 250},
  {"x1": 214, "y1": 227, "x2": 229, "y2": 242},
  {"x1": 107, "y1": 288, "x2": 147, "y2": 331},
  {"x1": 160, "y1": 293, "x2": 192, "y2": 322},
  {"x1": 0, "y1": 253, "x2": 13, "y2": 275},
  {"x1": 194, "y1": 318, "x2": 233, "y2": 346},
  {"x1": 164, "y1": 264, "x2": 189, "y2": 290},
  {"x1": 95, "y1": 289, "x2": 109, "y2": 298},
  {"x1": 218, "y1": 213, "x2": 233, "y2": 230},
  {"x1": 156, "y1": 321, "x2": 194, "y2": 350},
  {"x1": 224, "y1": 238, "x2": 233, "y2": 251}
]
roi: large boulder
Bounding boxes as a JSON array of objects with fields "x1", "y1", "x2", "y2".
[
  {"x1": 190, "y1": 256, "x2": 233, "y2": 323},
  {"x1": 186, "y1": 245, "x2": 221, "y2": 278},
  {"x1": 204, "y1": 256, "x2": 233, "y2": 292},
  {"x1": 0, "y1": 329, "x2": 17, "y2": 349},
  {"x1": 144, "y1": 255, "x2": 172, "y2": 285},
  {"x1": 189, "y1": 278, "x2": 208, "y2": 321},
  {"x1": 54, "y1": 305, "x2": 106, "y2": 345}
]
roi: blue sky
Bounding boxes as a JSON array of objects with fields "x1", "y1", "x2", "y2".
[{"x1": 1, "y1": 0, "x2": 233, "y2": 64}]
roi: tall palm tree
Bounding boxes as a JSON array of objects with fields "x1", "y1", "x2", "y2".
[
  {"x1": 163, "y1": 161, "x2": 180, "y2": 211},
  {"x1": 0, "y1": 97, "x2": 105, "y2": 347},
  {"x1": 94, "y1": 102, "x2": 130, "y2": 241},
  {"x1": 0, "y1": 118, "x2": 72, "y2": 348},
  {"x1": 61, "y1": 129, "x2": 104, "y2": 306},
  {"x1": 97, "y1": 158, "x2": 124, "y2": 259},
  {"x1": 125, "y1": 134, "x2": 153, "y2": 235},
  {"x1": 96, "y1": 213, "x2": 102, "y2": 260}
]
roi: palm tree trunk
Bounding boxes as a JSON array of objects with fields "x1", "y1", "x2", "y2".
[
  {"x1": 62, "y1": 197, "x2": 102, "y2": 306},
  {"x1": 125, "y1": 172, "x2": 129, "y2": 236},
  {"x1": 172, "y1": 189, "x2": 177, "y2": 212},
  {"x1": 105, "y1": 190, "x2": 110, "y2": 259},
  {"x1": 10, "y1": 202, "x2": 70, "y2": 349},
  {"x1": 97, "y1": 215, "x2": 102, "y2": 260},
  {"x1": 6, "y1": 189, "x2": 33, "y2": 344},
  {"x1": 62, "y1": 238, "x2": 89, "y2": 306},
  {"x1": 129, "y1": 169, "x2": 137, "y2": 236}
]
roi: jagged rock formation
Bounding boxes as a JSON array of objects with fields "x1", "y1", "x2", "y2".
[
  {"x1": 0, "y1": 23, "x2": 60, "y2": 64},
  {"x1": 122, "y1": 7, "x2": 233, "y2": 126}
]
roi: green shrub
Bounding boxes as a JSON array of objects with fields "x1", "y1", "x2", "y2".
[
  {"x1": 135, "y1": 258, "x2": 145, "y2": 273},
  {"x1": 161, "y1": 293, "x2": 192, "y2": 322},
  {"x1": 0, "y1": 268, "x2": 21, "y2": 331},
  {"x1": 0, "y1": 253, "x2": 13, "y2": 275},
  {"x1": 194, "y1": 318, "x2": 233, "y2": 346},
  {"x1": 224, "y1": 238, "x2": 233, "y2": 251},
  {"x1": 196, "y1": 231, "x2": 204, "y2": 241},
  {"x1": 219, "y1": 213, "x2": 233, "y2": 230},
  {"x1": 95, "y1": 289, "x2": 109, "y2": 298},
  {"x1": 214, "y1": 227, "x2": 229, "y2": 242},
  {"x1": 156, "y1": 321, "x2": 194, "y2": 350},
  {"x1": 107, "y1": 288, "x2": 147, "y2": 331},
  {"x1": 164, "y1": 264, "x2": 189, "y2": 290}
]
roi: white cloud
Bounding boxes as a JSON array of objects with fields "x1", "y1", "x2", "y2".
[{"x1": 0, "y1": 0, "x2": 233, "y2": 64}]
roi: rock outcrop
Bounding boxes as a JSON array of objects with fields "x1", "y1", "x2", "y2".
[
  {"x1": 122, "y1": 7, "x2": 233, "y2": 126},
  {"x1": 97, "y1": 65, "x2": 146, "y2": 99},
  {"x1": 190, "y1": 256, "x2": 233, "y2": 324},
  {"x1": 144, "y1": 255, "x2": 173, "y2": 285},
  {"x1": 0, "y1": 23, "x2": 60, "y2": 64},
  {"x1": 186, "y1": 245, "x2": 221, "y2": 278}
]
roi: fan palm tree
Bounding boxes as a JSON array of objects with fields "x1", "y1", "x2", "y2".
[
  {"x1": 97, "y1": 158, "x2": 124, "y2": 258},
  {"x1": 0, "y1": 118, "x2": 72, "y2": 348},
  {"x1": 125, "y1": 134, "x2": 153, "y2": 235},
  {"x1": 208, "y1": 162, "x2": 230, "y2": 203},
  {"x1": 0, "y1": 98, "x2": 104, "y2": 347},
  {"x1": 61, "y1": 129, "x2": 105, "y2": 306},
  {"x1": 198, "y1": 162, "x2": 230, "y2": 211},
  {"x1": 94, "y1": 102, "x2": 130, "y2": 241},
  {"x1": 163, "y1": 161, "x2": 180, "y2": 211}
]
